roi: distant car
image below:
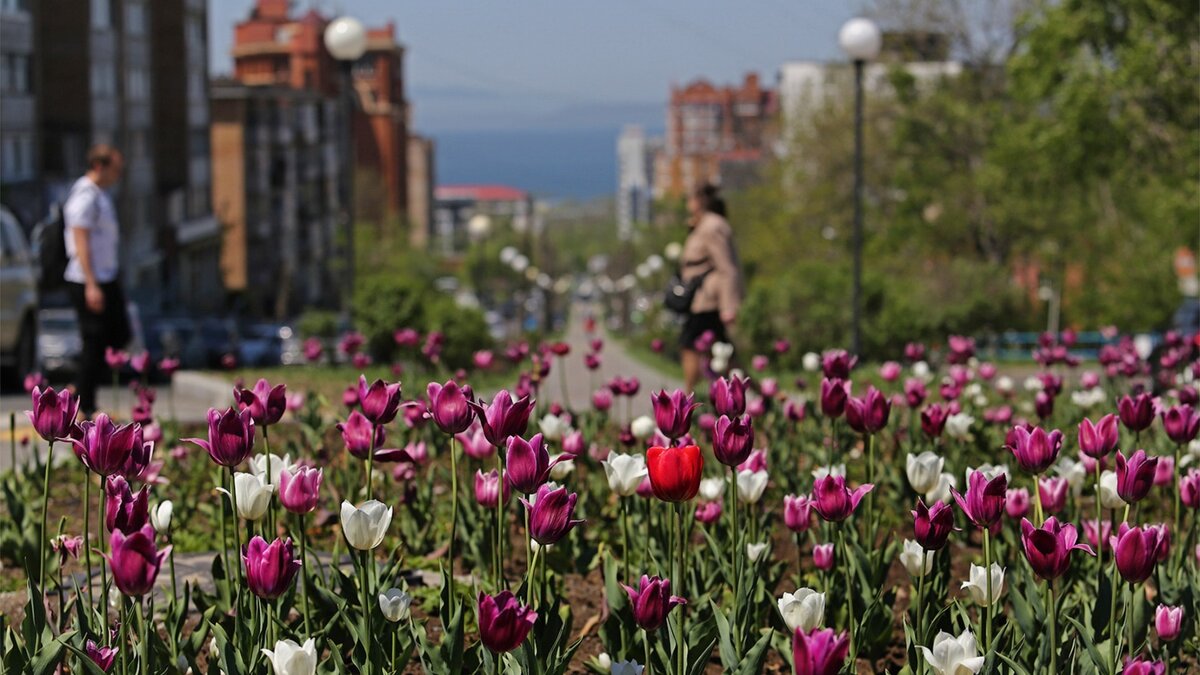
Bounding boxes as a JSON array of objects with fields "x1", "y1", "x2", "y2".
[
  {"x1": 0, "y1": 206, "x2": 38, "y2": 385},
  {"x1": 239, "y1": 323, "x2": 298, "y2": 367},
  {"x1": 142, "y1": 316, "x2": 207, "y2": 374},
  {"x1": 37, "y1": 308, "x2": 81, "y2": 376},
  {"x1": 198, "y1": 317, "x2": 240, "y2": 369}
]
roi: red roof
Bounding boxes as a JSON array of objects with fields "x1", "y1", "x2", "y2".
[{"x1": 436, "y1": 184, "x2": 529, "y2": 202}]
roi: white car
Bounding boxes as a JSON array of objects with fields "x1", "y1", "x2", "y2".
[{"x1": 0, "y1": 206, "x2": 38, "y2": 385}]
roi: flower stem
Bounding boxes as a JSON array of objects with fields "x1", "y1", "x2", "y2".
[
  {"x1": 1095, "y1": 462, "x2": 1103, "y2": 606},
  {"x1": 99, "y1": 477, "x2": 110, "y2": 637},
  {"x1": 37, "y1": 441, "x2": 53, "y2": 618},
  {"x1": 1108, "y1": 505, "x2": 1127, "y2": 672},
  {"x1": 916, "y1": 546, "x2": 928, "y2": 641},
  {"x1": 360, "y1": 549, "x2": 372, "y2": 675},
  {"x1": 730, "y1": 466, "x2": 740, "y2": 658},
  {"x1": 622, "y1": 499, "x2": 631, "y2": 584},
  {"x1": 137, "y1": 596, "x2": 151, "y2": 673},
  {"x1": 448, "y1": 435, "x2": 459, "y2": 603},
  {"x1": 496, "y1": 450, "x2": 505, "y2": 589},
  {"x1": 676, "y1": 501, "x2": 686, "y2": 675},
  {"x1": 1033, "y1": 473, "x2": 1044, "y2": 526},
  {"x1": 263, "y1": 425, "x2": 274, "y2": 537},
  {"x1": 982, "y1": 527, "x2": 992, "y2": 654},
  {"x1": 228, "y1": 467, "x2": 244, "y2": 612},
  {"x1": 298, "y1": 513, "x2": 311, "y2": 637},
  {"x1": 1047, "y1": 581, "x2": 1057, "y2": 674},
  {"x1": 866, "y1": 433, "x2": 875, "y2": 542},
  {"x1": 840, "y1": 529, "x2": 857, "y2": 664},
  {"x1": 643, "y1": 627, "x2": 654, "y2": 675}
]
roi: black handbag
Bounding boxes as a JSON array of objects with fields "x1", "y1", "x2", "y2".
[{"x1": 664, "y1": 267, "x2": 712, "y2": 315}]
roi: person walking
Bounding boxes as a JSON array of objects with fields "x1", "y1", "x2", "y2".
[
  {"x1": 678, "y1": 183, "x2": 743, "y2": 393},
  {"x1": 63, "y1": 144, "x2": 131, "y2": 417}
]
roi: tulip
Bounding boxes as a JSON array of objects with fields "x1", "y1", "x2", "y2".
[
  {"x1": 85, "y1": 639, "x2": 118, "y2": 672},
  {"x1": 185, "y1": 407, "x2": 255, "y2": 468},
  {"x1": 279, "y1": 466, "x2": 323, "y2": 514},
  {"x1": 630, "y1": 415, "x2": 656, "y2": 439},
  {"x1": 622, "y1": 575, "x2": 685, "y2": 631},
  {"x1": 1116, "y1": 450, "x2": 1159, "y2": 504},
  {"x1": 104, "y1": 475, "x2": 149, "y2": 534},
  {"x1": 68, "y1": 413, "x2": 142, "y2": 476},
  {"x1": 735, "y1": 469, "x2": 769, "y2": 504},
  {"x1": 337, "y1": 411, "x2": 384, "y2": 462},
  {"x1": 1154, "y1": 605, "x2": 1183, "y2": 641},
  {"x1": 469, "y1": 390, "x2": 534, "y2": 447},
  {"x1": 1037, "y1": 476, "x2": 1069, "y2": 514},
  {"x1": 961, "y1": 563, "x2": 1005, "y2": 606},
  {"x1": 926, "y1": 472, "x2": 956, "y2": 504},
  {"x1": 249, "y1": 453, "x2": 293, "y2": 485},
  {"x1": 1005, "y1": 488, "x2": 1030, "y2": 519},
  {"x1": 699, "y1": 477, "x2": 725, "y2": 502},
  {"x1": 906, "y1": 452, "x2": 944, "y2": 494},
  {"x1": 952, "y1": 471, "x2": 1007, "y2": 529},
  {"x1": 105, "y1": 524, "x2": 168, "y2": 597},
  {"x1": 1153, "y1": 457, "x2": 1174, "y2": 486},
  {"x1": 710, "y1": 375, "x2": 749, "y2": 416},
  {"x1": 920, "y1": 404, "x2": 949, "y2": 438},
  {"x1": 944, "y1": 412, "x2": 974, "y2": 440},
  {"x1": 784, "y1": 494, "x2": 814, "y2": 533},
  {"x1": 218, "y1": 472, "x2": 275, "y2": 521},
  {"x1": 243, "y1": 535, "x2": 301, "y2": 599},
  {"x1": 592, "y1": 388, "x2": 613, "y2": 412},
  {"x1": 1078, "y1": 414, "x2": 1119, "y2": 458},
  {"x1": 379, "y1": 587, "x2": 412, "y2": 622},
  {"x1": 506, "y1": 434, "x2": 569, "y2": 494},
  {"x1": 1163, "y1": 404, "x2": 1200, "y2": 444},
  {"x1": 1099, "y1": 470, "x2": 1126, "y2": 509},
  {"x1": 900, "y1": 539, "x2": 934, "y2": 577},
  {"x1": 234, "y1": 378, "x2": 287, "y2": 426},
  {"x1": 811, "y1": 475, "x2": 872, "y2": 522},
  {"x1": 602, "y1": 453, "x2": 648, "y2": 497},
  {"x1": 811, "y1": 464, "x2": 846, "y2": 481},
  {"x1": 1118, "y1": 393, "x2": 1154, "y2": 433},
  {"x1": 150, "y1": 501, "x2": 173, "y2": 532},
  {"x1": 1006, "y1": 425, "x2": 1063, "y2": 474},
  {"x1": 1181, "y1": 468, "x2": 1200, "y2": 508},
  {"x1": 694, "y1": 501, "x2": 722, "y2": 524},
  {"x1": 1110, "y1": 524, "x2": 1162, "y2": 583},
  {"x1": 845, "y1": 386, "x2": 890, "y2": 434},
  {"x1": 778, "y1": 588, "x2": 825, "y2": 632},
  {"x1": 474, "y1": 469, "x2": 510, "y2": 509},
  {"x1": 792, "y1": 627, "x2": 850, "y2": 675},
  {"x1": 340, "y1": 500, "x2": 392, "y2": 550},
  {"x1": 537, "y1": 413, "x2": 569, "y2": 441},
  {"x1": 646, "y1": 445, "x2": 703, "y2": 502},
  {"x1": 813, "y1": 543, "x2": 835, "y2": 570},
  {"x1": 1083, "y1": 519, "x2": 1112, "y2": 552},
  {"x1": 652, "y1": 389, "x2": 700, "y2": 440},
  {"x1": 457, "y1": 427, "x2": 494, "y2": 460},
  {"x1": 357, "y1": 376, "x2": 402, "y2": 426},
  {"x1": 1019, "y1": 517, "x2": 1094, "y2": 580},
  {"x1": 919, "y1": 630, "x2": 985, "y2": 675},
  {"x1": 738, "y1": 448, "x2": 768, "y2": 473},
  {"x1": 746, "y1": 542, "x2": 769, "y2": 562},
  {"x1": 521, "y1": 484, "x2": 584, "y2": 546},
  {"x1": 477, "y1": 590, "x2": 537, "y2": 653},
  {"x1": 912, "y1": 499, "x2": 957, "y2": 550},
  {"x1": 427, "y1": 381, "x2": 474, "y2": 435},
  {"x1": 711, "y1": 414, "x2": 754, "y2": 467},
  {"x1": 261, "y1": 638, "x2": 317, "y2": 675},
  {"x1": 1121, "y1": 658, "x2": 1166, "y2": 675},
  {"x1": 819, "y1": 378, "x2": 848, "y2": 418},
  {"x1": 821, "y1": 350, "x2": 857, "y2": 379},
  {"x1": 905, "y1": 378, "x2": 928, "y2": 408},
  {"x1": 26, "y1": 386, "x2": 79, "y2": 443}
]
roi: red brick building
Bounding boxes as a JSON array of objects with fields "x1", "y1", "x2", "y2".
[{"x1": 230, "y1": 0, "x2": 409, "y2": 217}]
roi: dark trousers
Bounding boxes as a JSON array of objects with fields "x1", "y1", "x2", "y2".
[{"x1": 66, "y1": 280, "x2": 131, "y2": 415}]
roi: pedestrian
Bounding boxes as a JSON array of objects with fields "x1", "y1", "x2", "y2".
[
  {"x1": 678, "y1": 183, "x2": 743, "y2": 393},
  {"x1": 63, "y1": 144, "x2": 132, "y2": 418}
]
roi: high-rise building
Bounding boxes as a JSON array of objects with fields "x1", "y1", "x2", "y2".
[
  {"x1": 406, "y1": 133, "x2": 435, "y2": 249},
  {"x1": 616, "y1": 125, "x2": 657, "y2": 241},
  {"x1": 0, "y1": 0, "x2": 39, "y2": 227}
]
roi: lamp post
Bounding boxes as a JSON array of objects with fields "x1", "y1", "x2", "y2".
[
  {"x1": 324, "y1": 16, "x2": 367, "y2": 317},
  {"x1": 838, "y1": 17, "x2": 881, "y2": 356}
]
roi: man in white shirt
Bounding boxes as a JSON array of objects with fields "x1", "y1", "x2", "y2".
[{"x1": 64, "y1": 144, "x2": 131, "y2": 416}]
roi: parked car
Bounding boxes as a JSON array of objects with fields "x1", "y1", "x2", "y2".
[
  {"x1": 142, "y1": 316, "x2": 207, "y2": 375},
  {"x1": 37, "y1": 308, "x2": 81, "y2": 377},
  {"x1": 198, "y1": 317, "x2": 240, "y2": 369},
  {"x1": 238, "y1": 323, "x2": 289, "y2": 367},
  {"x1": 0, "y1": 206, "x2": 38, "y2": 386}
]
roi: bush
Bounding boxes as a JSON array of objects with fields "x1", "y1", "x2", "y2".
[{"x1": 296, "y1": 310, "x2": 342, "y2": 339}]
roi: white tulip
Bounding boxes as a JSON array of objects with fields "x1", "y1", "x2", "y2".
[
  {"x1": 912, "y1": 361, "x2": 931, "y2": 381},
  {"x1": 972, "y1": 394, "x2": 988, "y2": 407},
  {"x1": 1071, "y1": 387, "x2": 1106, "y2": 409},
  {"x1": 218, "y1": 472, "x2": 275, "y2": 521},
  {"x1": 802, "y1": 352, "x2": 821, "y2": 372},
  {"x1": 549, "y1": 454, "x2": 575, "y2": 480},
  {"x1": 378, "y1": 587, "x2": 412, "y2": 622},
  {"x1": 966, "y1": 463, "x2": 1009, "y2": 485},
  {"x1": 712, "y1": 342, "x2": 735, "y2": 361},
  {"x1": 630, "y1": 416, "x2": 656, "y2": 439},
  {"x1": 961, "y1": 563, "x2": 1005, "y2": 607},
  {"x1": 945, "y1": 413, "x2": 975, "y2": 440},
  {"x1": 150, "y1": 500, "x2": 174, "y2": 532},
  {"x1": 1054, "y1": 456, "x2": 1087, "y2": 495},
  {"x1": 746, "y1": 542, "x2": 769, "y2": 562},
  {"x1": 1182, "y1": 438, "x2": 1200, "y2": 468},
  {"x1": 710, "y1": 357, "x2": 729, "y2": 374},
  {"x1": 925, "y1": 472, "x2": 957, "y2": 504},
  {"x1": 777, "y1": 588, "x2": 825, "y2": 632},
  {"x1": 899, "y1": 539, "x2": 934, "y2": 577},
  {"x1": 995, "y1": 376, "x2": 1014, "y2": 394},
  {"x1": 261, "y1": 638, "x2": 317, "y2": 675},
  {"x1": 964, "y1": 383, "x2": 982, "y2": 399},
  {"x1": 611, "y1": 661, "x2": 644, "y2": 675},
  {"x1": 602, "y1": 453, "x2": 647, "y2": 497},
  {"x1": 1099, "y1": 471, "x2": 1126, "y2": 510},
  {"x1": 736, "y1": 470, "x2": 769, "y2": 504},
  {"x1": 698, "y1": 477, "x2": 726, "y2": 502},
  {"x1": 919, "y1": 630, "x2": 985, "y2": 675},
  {"x1": 539, "y1": 414, "x2": 569, "y2": 441},
  {"x1": 596, "y1": 653, "x2": 612, "y2": 669},
  {"x1": 1023, "y1": 376, "x2": 1043, "y2": 392},
  {"x1": 906, "y1": 452, "x2": 944, "y2": 494},
  {"x1": 249, "y1": 453, "x2": 293, "y2": 485},
  {"x1": 340, "y1": 500, "x2": 392, "y2": 550},
  {"x1": 811, "y1": 464, "x2": 846, "y2": 481}
]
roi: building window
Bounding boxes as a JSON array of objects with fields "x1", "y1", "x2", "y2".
[
  {"x1": 91, "y1": 0, "x2": 110, "y2": 29},
  {"x1": 125, "y1": 2, "x2": 145, "y2": 35},
  {"x1": 1, "y1": 0, "x2": 30, "y2": 14},
  {"x1": 1, "y1": 54, "x2": 29, "y2": 94},
  {"x1": 127, "y1": 67, "x2": 149, "y2": 101},
  {"x1": 91, "y1": 62, "x2": 116, "y2": 96}
]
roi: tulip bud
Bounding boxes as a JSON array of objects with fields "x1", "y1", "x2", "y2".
[
  {"x1": 630, "y1": 415, "x2": 656, "y2": 440},
  {"x1": 778, "y1": 588, "x2": 825, "y2": 632},
  {"x1": 477, "y1": 591, "x2": 537, "y2": 653},
  {"x1": 792, "y1": 627, "x2": 850, "y2": 675},
  {"x1": 694, "y1": 501, "x2": 722, "y2": 524},
  {"x1": 521, "y1": 484, "x2": 584, "y2": 546},
  {"x1": 260, "y1": 638, "x2": 317, "y2": 675},
  {"x1": 1005, "y1": 488, "x2": 1030, "y2": 519},
  {"x1": 85, "y1": 639, "x2": 118, "y2": 673},
  {"x1": 150, "y1": 501, "x2": 173, "y2": 533},
  {"x1": 919, "y1": 630, "x2": 985, "y2": 675},
  {"x1": 1117, "y1": 393, "x2": 1154, "y2": 433},
  {"x1": 340, "y1": 500, "x2": 392, "y2": 550},
  {"x1": 602, "y1": 453, "x2": 648, "y2": 498},
  {"x1": 899, "y1": 539, "x2": 934, "y2": 577},
  {"x1": 746, "y1": 542, "x2": 769, "y2": 562},
  {"x1": 1115, "y1": 450, "x2": 1159, "y2": 504},
  {"x1": 279, "y1": 466, "x2": 323, "y2": 515},
  {"x1": 379, "y1": 587, "x2": 412, "y2": 622},
  {"x1": 813, "y1": 543, "x2": 835, "y2": 571},
  {"x1": 646, "y1": 446, "x2": 703, "y2": 503},
  {"x1": 783, "y1": 494, "x2": 813, "y2": 533},
  {"x1": 961, "y1": 563, "x2": 1005, "y2": 607},
  {"x1": 1037, "y1": 476, "x2": 1070, "y2": 514},
  {"x1": 811, "y1": 475, "x2": 872, "y2": 522},
  {"x1": 105, "y1": 525, "x2": 169, "y2": 597},
  {"x1": 1154, "y1": 605, "x2": 1183, "y2": 642},
  {"x1": 906, "y1": 452, "x2": 944, "y2": 494},
  {"x1": 622, "y1": 575, "x2": 685, "y2": 631},
  {"x1": 243, "y1": 536, "x2": 301, "y2": 599},
  {"x1": 735, "y1": 469, "x2": 769, "y2": 504},
  {"x1": 1078, "y1": 415, "x2": 1119, "y2": 459},
  {"x1": 219, "y1": 472, "x2": 275, "y2": 521}
]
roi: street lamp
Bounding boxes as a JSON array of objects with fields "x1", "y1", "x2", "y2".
[
  {"x1": 324, "y1": 17, "x2": 367, "y2": 317},
  {"x1": 838, "y1": 16, "x2": 881, "y2": 357}
]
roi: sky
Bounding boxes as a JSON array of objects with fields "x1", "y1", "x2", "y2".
[{"x1": 209, "y1": 0, "x2": 867, "y2": 133}]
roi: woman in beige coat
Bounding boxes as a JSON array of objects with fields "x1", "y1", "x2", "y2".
[{"x1": 678, "y1": 183, "x2": 744, "y2": 392}]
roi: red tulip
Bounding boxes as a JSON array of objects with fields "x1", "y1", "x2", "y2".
[{"x1": 646, "y1": 445, "x2": 703, "y2": 502}]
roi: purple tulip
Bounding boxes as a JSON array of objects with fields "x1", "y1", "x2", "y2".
[
  {"x1": 592, "y1": 388, "x2": 613, "y2": 412},
  {"x1": 279, "y1": 466, "x2": 323, "y2": 514},
  {"x1": 952, "y1": 470, "x2": 1008, "y2": 529},
  {"x1": 234, "y1": 378, "x2": 287, "y2": 426},
  {"x1": 1037, "y1": 476, "x2": 1069, "y2": 515},
  {"x1": 85, "y1": 639, "x2": 118, "y2": 672},
  {"x1": 337, "y1": 411, "x2": 385, "y2": 461},
  {"x1": 355, "y1": 375, "x2": 402, "y2": 426},
  {"x1": 920, "y1": 404, "x2": 949, "y2": 438},
  {"x1": 505, "y1": 434, "x2": 571, "y2": 494},
  {"x1": 1005, "y1": 487, "x2": 1030, "y2": 519},
  {"x1": 469, "y1": 390, "x2": 535, "y2": 447},
  {"x1": 105, "y1": 524, "x2": 168, "y2": 597},
  {"x1": 1006, "y1": 425, "x2": 1063, "y2": 474},
  {"x1": 584, "y1": 353, "x2": 601, "y2": 370},
  {"x1": 904, "y1": 378, "x2": 927, "y2": 408},
  {"x1": 1122, "y1": 658, "x2": 1166, "y2": 675},
  {"x1": 104, "y1": 475, "x2": 149, "y2": 534},
  {"x1": 1034, "y1": 391, "x2": 1054, "y2": 419},
  {"x1": 946, "y1": 335, "x2": 975, "y2": 365},
  {"x1": 811, "y1": 475, "x2": 873, "y2": 522},
  {"x1": 561, "y1": 430, "x2": 586, "y2": 457},
  {"x1": 738, "y1": 448, "x2": 768, "y2": 473},
  {"x1": 68, "y1": 414, "x2": 142, "y2": 477},
  {"x1": 819, "y1": 378, "x2": 849, "y2": 418},
  {"x1": 454, "y1": 427, "x2": 491, "y2": 460},
  {"x1": 694, "y1": 500, "x2": 722, "y2": 524},
  {"x1": 912, "y1": 499, "x2": 957, "y2": 551},
  {"x1": 784, "y1": 399, "x2": 806, "y2": 423},
  {"x1": 813, "y1": 543, "x2": 834, "y2": 570},
  {"x1": 427, "y1": 380, "x2": 474, "y2": 435},
  {"x1": 243, "y1": 536, "x2": 301, "y2": 600},
  {"x1": 184, "y1": 408, "x2": 255, "y2": 468},
  {"x1": 651, "y1": 389, "x2": 700, "y2": 440},
  {"x1": 1078, "y1": 415, "x2": 1119, "y2": 459},
  {"x1": 1162, "y1": 404, "x2": 1199, "y2": 444},
  {"x1": 1180, "y1": 468, "x2": 1200, "y2": 509},
  {"x1": 1020, "y1": 517, "x2": 1094, "y2": 580},
  {"x1": 710, "y1": 375, "x2": 749, "y2": 416},
  {"x1": 793, "y1": 627, "x2": 850, "y2": 675},
  {"x1": 1155, "y1": 605, "x2": 1183, "y2": 641},
  {"x1": 521, "y1": 484, "x2": 584, "y2": 546},
  {"x1": 761, "y1": 378, "x2": 779, "y2": 398},
  {"x1": 712, "y1": 414, "x2": 754, "y2": 467},
  {"x1": 1116, "y1": 450, "x2": 1159, "y2": 504},
  {"x1": 1083, "y1": 519, "x2": 1112, "y2": 553},
  {"x1": 821, "y1": 350, "x2": 857, "y2": 379},
  {"x1": 477, "y1": 591, "x2": 537, "y2": 654},
  {"x1": 1153, "y1": 457, "x2": 1174, "y2": 486},
  {"x1": 1110, "y1": 524, "x2": 1163, "y2": 583},
  {"x1": 622, "y1": 574, "x2": 686, "y2": 631},
  {"x1": 878, "y1": 361, "x2": 901, "y2": 382},
  {"x1": 784, "y1": 494, "x2": 813, "y2": 533},
  {"x1": 845, "y1": 386, "x2": 890, "y2": 434},
  {"x1": 26, "y1": 386, "x2": 80, "y2": 443},
  {"x1": 474, "y1": 469, "x2": 510, "y2": 509},
  {"x1": 105, "y1": 347, "x2": 129, "y2": 369},
  {"x1": 1118, "y1": 393, "x2": 1155, "y2": 433}
]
